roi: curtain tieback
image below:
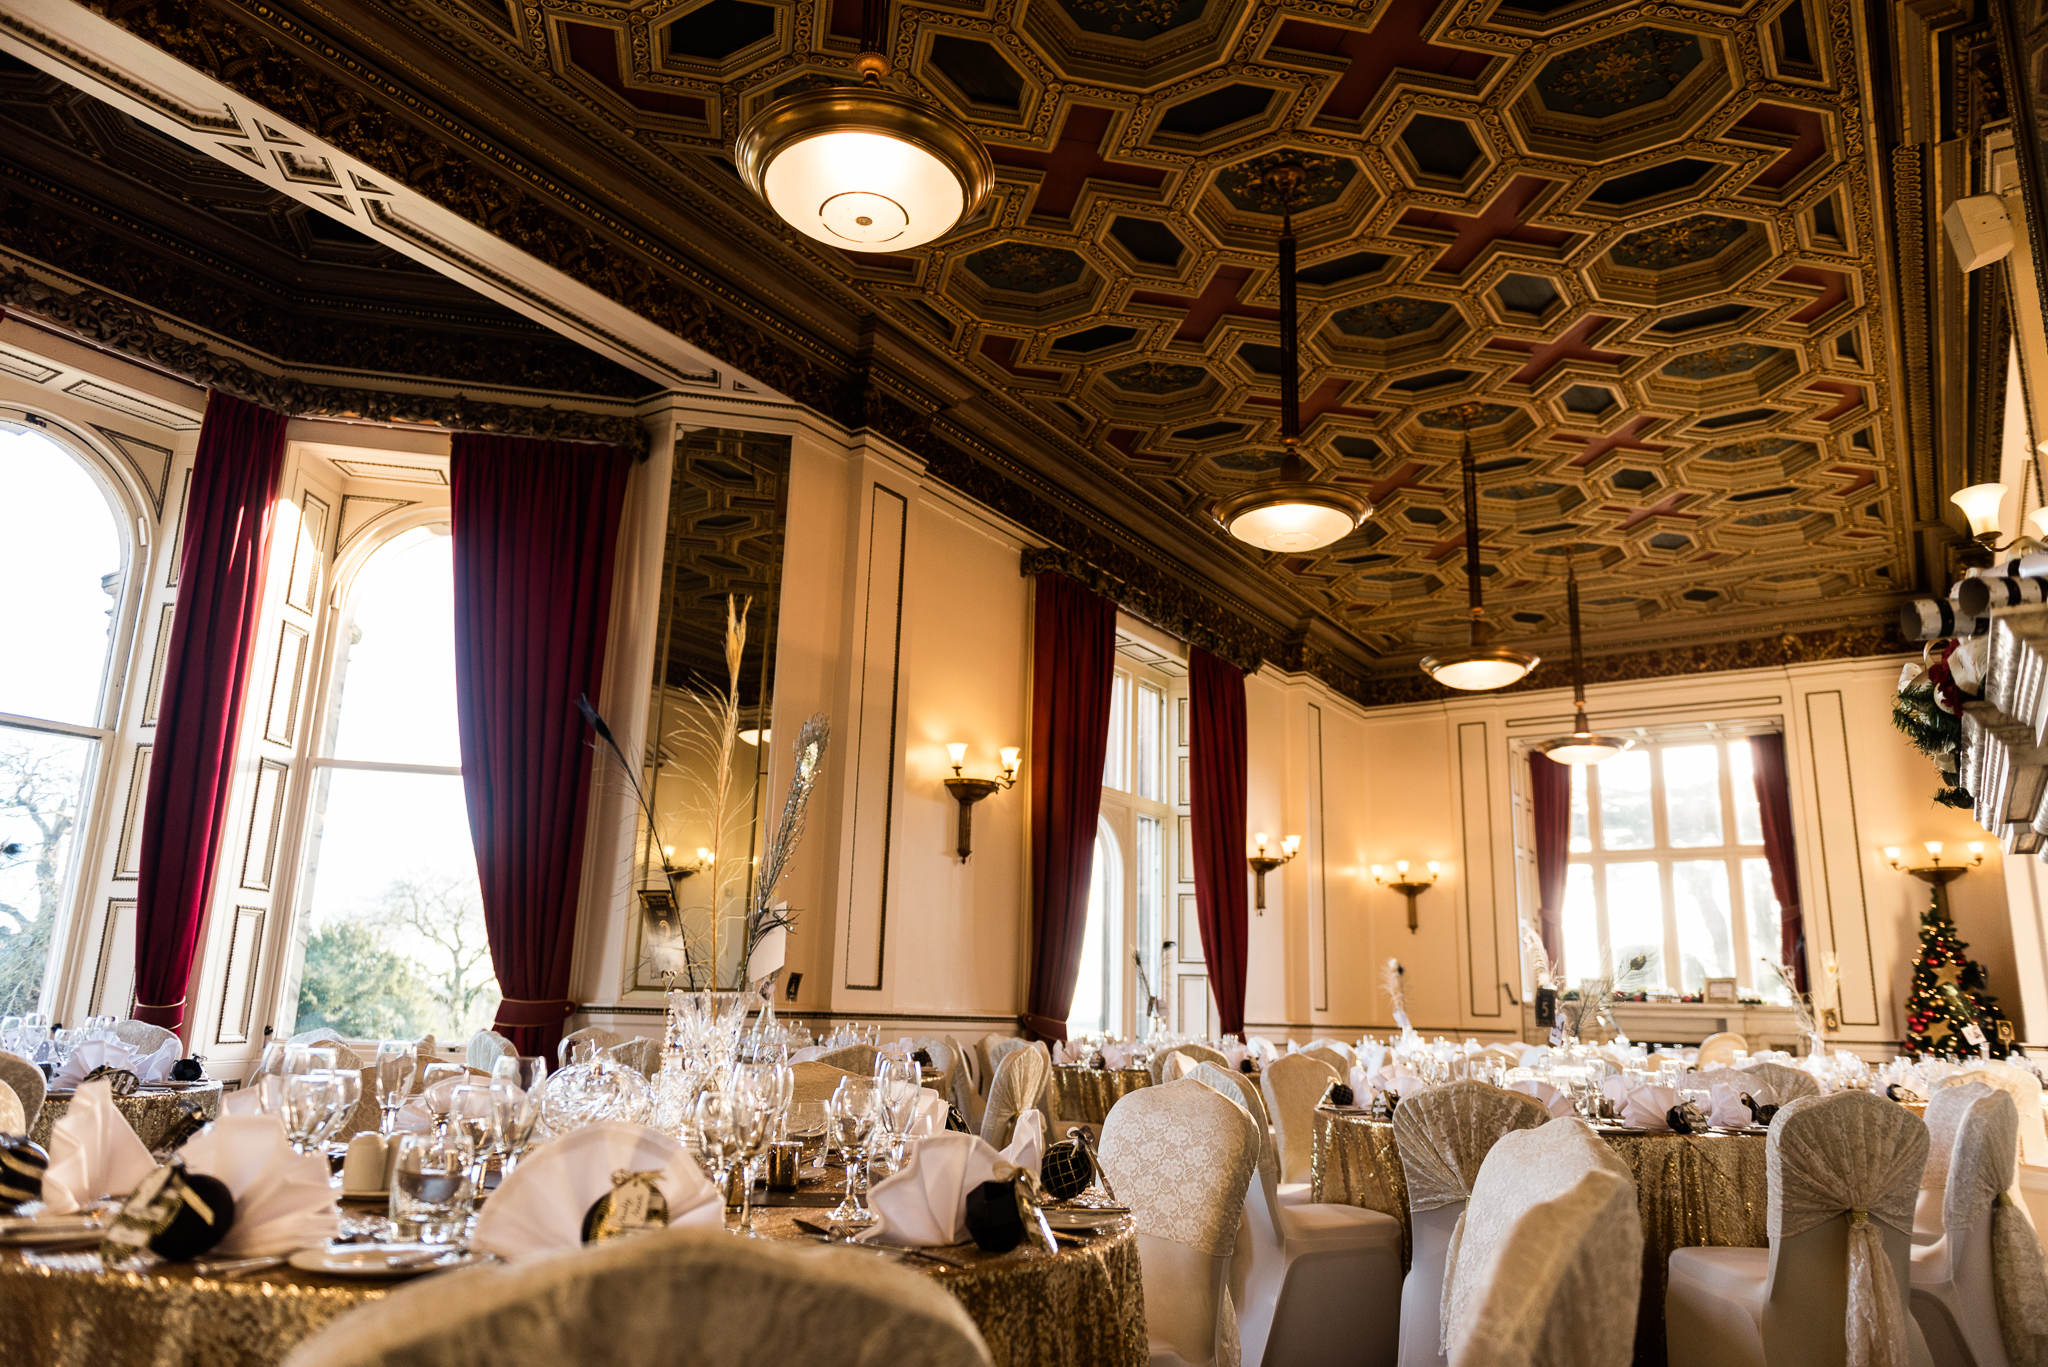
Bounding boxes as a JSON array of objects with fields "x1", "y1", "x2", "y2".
[
  {"x1": 495, "y1": 998, "x2": 578, "y2": 1027},
  {"x1": 134, "y1": 997, "x2": 186, "y2": 1009}
]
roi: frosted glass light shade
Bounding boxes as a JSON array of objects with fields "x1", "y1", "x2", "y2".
[
  {"x1": 1951, "y1": 483, "x2": 2008, "y2": 537},
  {"x1": 1420, "y1": 649, "x2": 1539, "y2": 691},
  {"x1": 1535, "y1": 732, "x2": 1633, "y2": 765},
  {"x1": 1223, "y1": 499, "x2": 1361, "y2": 552}
]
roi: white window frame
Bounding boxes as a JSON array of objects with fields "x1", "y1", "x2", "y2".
[{"x1": 1095, "y1": 652, "x2": 1180, "y2": 1037}]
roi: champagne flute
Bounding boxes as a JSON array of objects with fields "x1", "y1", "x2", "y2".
[{"x1": 374, "y1": 1041, "x2": 418, "y2": 1136}]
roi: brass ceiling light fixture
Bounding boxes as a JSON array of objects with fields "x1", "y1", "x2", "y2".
[
  {"x1": 1418, "y1": 430, "x2": 1539, "y2": 691},
  {"x1": 1212, "y1": 167, "x2": 1374, "y2": 553},
  {"x1": 734, "y1": 0, "x2": 992, "y2": 252},
  {"x1": 1533, "y1": 557, "x2": 1632, "y2": 765}
]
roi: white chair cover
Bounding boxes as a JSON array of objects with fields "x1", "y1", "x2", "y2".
[
  {"x1": 1913, "y1": 1088, "x2": 2048, "y2": 1367},
  {"x1": 465, "y1": 1030, "x2": 517, "y2": 1073},
  {"x1": 1100, "y1": 1078, "x2": 1259, "y2": 1367},
  {"x1": 1743, "y1": 1060, "x2": 1822, "y2": 1103},
  {"x1": 1919, "y1": 1082, "x2": 1996, "y2": 1244},
  {"x1": 281, "y1": 1225, "x2": 993, "y2": 1367},
  {"x1": 0, "y1": 1051, "x2": 45, "y2": 1130},
  {"x1": 1443, "y1": 1118, "x2": 1642, "y2": 1367},
  {"x1": 813, "y1": 1044, "x2": 879, "y2": 1076},
  {"x1": 605, "y1": 1038, "x2": 660, "y2": 1076},
  {"x1": 556, "y1": 1026, "x2": 625, "y2": 1066},
  {"x1": 946, "y1": 1033, "x2": 985, "y2": 1130},
  {"x1": 0, "y1": 1083, "x2": 22, "y2": 1135},
  {"x1": 288, "y1": 1027, "x2": 348, "y2": 1047},
  {"x1": 1939, "y1": 1064, "x2": 2048, "y2": 1168},
  {"x1": 980, "y1": 1043, "x2": 1048, "y2": 1151},
  {"x1": 983, "y1": 1036, "x2": 1029, "y2": 1083},
  {"x1": 113, "y1": 1020, "x2": 179, "y2": 1055},
  {"x1": 1151, "y1": 1043, "x2": 1229, "y2": 1086},
  {"x1": 1300, "y1": 1046, "x2": 1350, "y2": 1076},
  {"x1": 791, "y1": 1061, "x2": 858, "y2": 1105},
  {"x1": 1262, "y1": 1054, "x2": 1342, "y2": 1185},
  {"x1": 1698, "y1": 1032, "x2": 1747, "y2": 1069}
]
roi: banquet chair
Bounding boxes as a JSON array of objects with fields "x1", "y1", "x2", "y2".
[
  {"x1": 112, "y1": 1019, "x2": 178, "y2": 1054},
  {"x1": 1192, "y1": 1062, "x2": 1404, "y2": 1367},
  {"x1": 1443, "y1": 1118, "x2": 1642, "y2": 1367},
  {"x1": 1697, "y1": 1032, "x2": 1747, "y2": 1070},
  {"x1": 1307, "y1": 1039, "x2": 1357, "y2": 1067},
  {"x1": 1100, "y1": 1077, "x2": 1260, "y2": 1367},
  {"x1": 983, "y1": 1034, "x2": 1029, "y2": 1083},
  {"x1": 556, "y1": 1026, "x2": 626, "y2": 1066},
  {"x1": 288, "y1": 1027, "x2": 349, "y2": 1048},
  {"x1": 1937, "y1": 1063, "x2": 2048, "y2": 1167},
  {"x1": 1477, "y1": 1044, "x2": 1522, "y2": 1071},
  {"x1": 0, "y1": 1080, "x2": 21, "y2": 1134},
  {"x1": 0, "y1": 1050, "x2": 44, "y2": 1130},
  {"x1": 814, "y1": 1043, "x2": 880, "y2": 1076},
  {"x1": 1152, "y1": 1043, "x2": 1230, "y2": 1085},
  {"x1": 1909, "y1": 1089, "x2": 2042, "y2": 1367},
  {"x1": 1393, "y1": 1081, "x2": 1552, "y2": 1367},
  {"x1": 1666, "y1": 1089, "x2": 1935, "y2": 1367},
  {"x1": 791, "y1": 1061, "x2": 859, "y2": 1105},
  {"x1": 282, "y1": 1224, "x2": 993, "y2": 1367},
  {"x1": 948, "y1": 1033, "x2": 987, "y2": 1131},
  {"x1": 465, "y1": 1029, "x2": 517, "y2": 1073},
  {"x1": 980, "y1": 1043, "x2": 1049, "y2": 1150},
  {"x1": 1299, "y1": 1046, "x2": 1350, "y2": 1077},
  {"x1": 1263, "y1": 1054, "x2": 1344, "y2": 1195},
  {"x1": 605, "y1": 1037, "x2": 661, "y2": 1075},
  {"x1": 1031, "y1": 1039, "x2": 1058, "y2": 1137},
  {"x1": 1740, "y1": 1059, "x2": 1822, "y2": 1104},
  {"x1": 1917, "y1": 1082, "x2": 1997, "y2": 1245}
]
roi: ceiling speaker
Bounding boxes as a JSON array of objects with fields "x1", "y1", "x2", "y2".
[{"x1": 1944, "y1": 194, "x2": 2013, "y2": 272}]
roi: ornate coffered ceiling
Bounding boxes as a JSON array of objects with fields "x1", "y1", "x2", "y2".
[{"x1": 0, "y1": 0, "x2": 2002, "y2": 700}]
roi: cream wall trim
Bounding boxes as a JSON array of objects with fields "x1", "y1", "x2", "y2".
[
  {"x1": 842, "y1": 483, "x2": 908, "y2": 992},
  {"x1": 1458, "y1": 721, "x2": 1505, "y2": 1020},
  {"x1": 1802, "y1": 690, "x2": 1881, "y2": 1028}
]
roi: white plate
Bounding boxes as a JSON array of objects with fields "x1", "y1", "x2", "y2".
[
  {"x1": 288, "y1": 1243, "x2": 474, "y2": 1279},
  {"x1": 1044, "y1": 1209, "x2": 1127, "y2": 1232}
]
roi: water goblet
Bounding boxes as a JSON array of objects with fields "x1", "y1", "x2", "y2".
[
  {"x1": 693, "y1": 1089, "x2": 738, "y2": 1216},
  {"x1": 786, "y1": 1100, "x2": 829, "y2": 1168},
  {"x1": 826, "y1": 1078, "x2": 878, "y2": 1229},
  {"x1": 282, "y1": 1071, "x2": 341, "y2": 1154},
  {"x1": 390, "y1": 1131, "x2": 475, "y2": 1245},
  {"x1": 319, "y1": 1068, "x2": 364, "y2": 1147}
]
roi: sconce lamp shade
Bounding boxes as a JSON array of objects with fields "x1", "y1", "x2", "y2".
[
  {"x1": 1419, "y1": 648, "x2": 1538, "y2": 692},
  {"x1": 735, "y1": 88, "x2": 993, "y2": 251},
  {"x1": 1215, "y1": 486, "x2": 1373, "y2": 553},
  {"x1": 2029, "y1": 507, "x2": 2048, "y2": 540},
  {"x1": 1951, "y1": 483, "x2": 2008, "y2": 538}
]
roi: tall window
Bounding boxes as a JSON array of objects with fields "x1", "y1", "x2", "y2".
[
  {"x1": 0, "y1": 429, "x2": 127, "y2": 1014},
  {"x1": 293, "y1": 527, "x2": 495, "y2": 1039},
  {"x1": 1560, "y1": 736, "x2": 1785, "y2": 997},
  {"x1": 1088, "y1": 646, "x2": 1179, "y2": 1036},
  {"x1": 1069, "y1": 819, "x2": 1122, "y2": 1037}
]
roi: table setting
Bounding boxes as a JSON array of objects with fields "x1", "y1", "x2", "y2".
[{"x1": 5, "y1": 1014, "x2": 224, "y2": 1153}]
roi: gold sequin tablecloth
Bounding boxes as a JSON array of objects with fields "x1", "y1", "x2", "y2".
[
  {"x1": 0, "y1": 1208, "x2": 1145, "y2": 1367},
  {"x1": 1312, "y1": 1109, "x2": 1768, "y2": 1365},
  {"x1": 29, "y1": 1082, "x2": 224, "y2": 1152},
  {"x1": 1051, "y1": 1066, "x2": 1150, "y2": 1125}
]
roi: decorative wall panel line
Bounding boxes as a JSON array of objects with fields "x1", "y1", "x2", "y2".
[
  {"x1": 262, "y1": 622, "x2": 308, "y2": 747},
  {"x1": 1803, "y1": 689, "x2": 1880, "y2": 1027},
  {"x1": 214, "y1": 906, "x2": 266, "y2": 1046},
  {"x1": 1309, "y1": 703, "x2": 1329, "y2": 1015},
  {"x1": 238, "y1": 757, "x2": 289, "y2": 893},
  {"x1": 139, "y1": 603, "x2": 173, "y2": 727},
  {"x1": 285, "y1": 492, "x2": 329, "y2": 615},
  {"x1": 111, "y1": 744, "x2": 149, "y2": 880},
  {"x1": 843, "y1": 484, "x2": 907, "y2": 992},
  {"x1": 87, "y1": 897, "x2": 136, "y2": 1017},
  {"x1": 1457, "y1": 721, "x2": 1503, "y2": 1019}
]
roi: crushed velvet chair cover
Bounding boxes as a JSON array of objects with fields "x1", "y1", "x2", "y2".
[
  {"x1": 791, "y1": 1062, "x2": 859, "y2": 1105},
  {"x1": 0, "y1": 1050, "x2": 45, "y2": 1130},
  {"x1": 1667, "y1": 1089, "x2": 1933, "y2": 1367},
  {"x1": 1443, "y1": 1118, "x2": 1642, "y2": 1367},
  {"x1": 1919, "y1": 1082, "x2": 1996, "y2": 1245},
  {"x1": 1393, "y1": 1081, "x2": 1552, "y2": 1365},
  {"x1": 1937, "y1": 1064, "x2": 2048, "y2": 1168},
  {"x1": 1910, "y1": 1089, "x2": 2048, "y2": 1367},
  {"x1": 466, "y1": 1030, "x2": 518, "y2": 1073},
  {"x1": 556, "y1": 1027, "x2": 625, "y2": 1066},
  {"x1": 1262, "y1": 1053, "x2": 1343, "y2": 1186},
  {"x1": 281, "y1": 1224, "x2": 993, "y2": 1367},
  {"x1": 288, "y1": 1027, "x2": 348, "y2": 1048},
  {"x1": 1100, "y1": 1077, "x2": 1260, "y2": 1367},
  {"x1": 813, "y1": 1044, "x2": 880, "y2": 1077},
  {"x1": 1697, "y1": 1032, "x2": 1747, "y2": 1070},
  {"x1": 1741, "y1": 1059, "x2": 1822, "y2": 1104},
  {"x1": 980, "y1": 1043, "x2": 1049, "y2": 1151},
  {"x1": 1151, "y1": 1043, "x2": 1230, "y2": 1086},
  {"x1": 113, "y1": 1020, "x2": 179, "y2": 1055}
]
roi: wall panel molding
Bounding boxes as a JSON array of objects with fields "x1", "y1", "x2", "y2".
[{"x1": 842, "y1": 483, "x2": 907, "y2": 992}]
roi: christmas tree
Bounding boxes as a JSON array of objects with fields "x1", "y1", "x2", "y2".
[{"x1": 1903, "y1": 887, "x2": 2013, "y2": 1058}]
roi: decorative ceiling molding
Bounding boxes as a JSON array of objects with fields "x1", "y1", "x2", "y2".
[{"x1": 1021, "y1": 545, "x2": 1265, "y2": 674}]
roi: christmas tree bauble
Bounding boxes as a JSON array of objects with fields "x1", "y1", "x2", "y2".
[
  {"x1": 149, "y1": 1172, "x2": 235, "y2": 1261},
  {"x1": 0, "y1": 1135, "x2": 47, "y2": 1211},
  {"x1": 1040, "y1": 1140, "x2": 1092, "y2": 1201}
]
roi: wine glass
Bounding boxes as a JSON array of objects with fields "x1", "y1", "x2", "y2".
[
  {"x1": 827, "y1": 1078, "x2": 878, "y2": 1229},
  {"x1": 787, "y1": 1100, "x2": 829, "y2": 1168},
  {"x1": 419, "y1": 1062, "x2": 465, "y2": 1133},
  {"x1": 374, "y1": 1041, "x2": 418, "y2": 1135},
  {"x1": 282, "y1": 1071, "x2": 342, "y2": 1154},
  {"x1": 319, "y1": 1068, "x2": 364, "y2": 1147},
  {"x1": 491, "y1": 1055, "x2": 548, "y2": 1094},
  {"x1": 694, "y1": 1088, "x2": 737, "y2": 1220},
  {"x1": 448, "y1": 1084, "x2": 515, "y2": 1189}
]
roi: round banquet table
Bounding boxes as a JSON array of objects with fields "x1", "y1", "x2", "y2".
[
  {"x1": 1051, "y1": 1066, "x2": 1150, "y2": 1125},
  {"x1": 29, "y1": 1081, "x2": 224, "y2": 1152},
  {"x1": 0, "y1": 1189, "x2": 1145, "y2": 1367},
  {"x1": 1312, "y1": 1106, "x2": 1767, "y2": 1366}
]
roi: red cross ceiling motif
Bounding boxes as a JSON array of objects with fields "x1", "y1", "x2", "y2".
[
  {"x1": 1245, "y1": 377, "x2": 1382, "y2": 426},
  {"x1": 989, "y1": 106, "x2": 1166, "y2": 222},
  {"x1": 1268, "y1": 0, "x2": 1494, "y2": 123},
  {"x1": 1484, "y1": 316, "x2": 1629, "y2": 386},
  {"x1": 1615, "y1": 492, "x2": 1698, "y2": 532},
  {"x1": 1129, "y1": 265, "x2": 1280, "y2": 345},
  {"x1": 1553, "y1": 418, "x2": 1672, "y2": 468},
  {"x1": 1399, "y1": 176, "x2": 1582, "y2": 276}
]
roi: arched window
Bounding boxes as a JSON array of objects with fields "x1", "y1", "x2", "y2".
[
  {"x1": 292, "y1": 527, "x2": 495, "y2": 1040},
  {"x1": 1068, "y1": 817, "x2": 1122, "y2": 1038},
  {"x1": 0, "y1": 428, "x2": 129, "y2": 1014}
]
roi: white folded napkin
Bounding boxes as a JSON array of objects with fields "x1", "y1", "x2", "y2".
[
  {"x1": 1622, "y1": 1084, "x2": 1679, "y2": 1132},
  {"x1": 1220, "y1": 1042, "x2": 1249, "y2": 1070},
  {"x1": 51, "y1": 1038, "x2": 180, "y2": 1090},
  {"x1": 471, "y1": 1121, "x2": 720, "y2": 1259},
  {"x1": 1707, "y1": 1083, "x2": 1754, "y2": 1128},
  {"x1": 1248, "y1": 1037, "x2": 1279, "y2": 1066},
  {"x1": 1375, "y1": 1069, "x2": 1430, "y2": 1101},
  {"x1": 43, "y1": 1078, "x2": 156, "y2": 1213},
  {"x1": 1101, "y1": 1042, "x2": 1137, "y2": 1071},
  {"x1": 1507, "y1": 1078, "x2": 1576, "y2": 1118},
  {"x1": 220, "y1": 1086, "x2": 264, "y2": 1117},
  {"x1": 1000, "y1": 1108, "x2": 1044, "y2": 1170},
  {"x1": 1356, "y1": 1043, "x2": 1387, "y2": 1079},
  {"x1": 175, "y1": 1114, "x2": 337, "y2": 1256},
  {"x1": 862, "y1": 1130, "x2": 1018, "y2": 1246},
  {"x1": 1599, "y1": 1075, "x2": 1632, "y2": 1113},
  {"x1": 913, "y1": 1088, "x2": 949, "y2": 1137}
]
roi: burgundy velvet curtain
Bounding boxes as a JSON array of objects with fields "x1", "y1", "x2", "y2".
[
  {"x1": 1189, "y1": 648, "x2": 1250, "y2": 1037},
  {"x1": 451, "y1": 433, "x2": 633, "y2": 1058},
  {"x1": 1022, "y1": 572, "x2": 1117, "y2": 1041},
  {"x1": 132, "y1": 393, "x2": 287, "y2": 1034},
  {"x1": 1528, "y1": 752, "x2": 1571, "y2": 974},
  {"x1": 1751, "y1": 733, "x2": 1807, "y2": 993}
]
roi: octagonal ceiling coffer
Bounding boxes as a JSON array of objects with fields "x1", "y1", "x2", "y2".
[
  {"x1": 925, "y1": 35, "x2": 1027, "y2": 112},
  {"x1": 666, "y1": 0, "x2": 777, "y2": 62}
]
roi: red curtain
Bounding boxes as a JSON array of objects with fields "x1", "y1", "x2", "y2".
[
  {"x1": 1189, "y1": 648, "x2": 1250, "y2": 1036},
  {"x1": 451, "y1": 434, "x2": 633, "y2": 1058},
  {"x1": 1750, "y1": 733, "x2": 1808, "y2": 993},
  {"x1": 1529, "y1": 752, "x2": 1571, "y2": 974},
  {"x1": 1022, "y1": 572, "x2": 1117, "y2": 1041},
  {"x1": 133, "y1": 393, "x2": 288, "y2": 1033}
]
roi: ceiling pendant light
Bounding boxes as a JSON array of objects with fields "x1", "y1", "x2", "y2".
[
  {"x1": 1533, "y1": 559, "x2": 1632, "y2": 765},
  {"x1": 1213, "y1": 169, "x2": 1373, "y2": 553},
  {"x1": 1418, "y1": 434, "x2": 1539, "y2": 691},
  {"x1": 734, "y1": 0, "x2": 992, "y2": 251}
]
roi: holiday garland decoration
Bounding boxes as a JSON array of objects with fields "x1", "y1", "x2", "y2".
[
  {"x1": 1892, "y1": 638, "x2": 1983, "y2": 809},
  {"x1": 1902, "y1": 886, "x2": 2013, "y2": 1057}
]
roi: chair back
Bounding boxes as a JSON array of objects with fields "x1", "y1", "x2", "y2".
[
  {"x1": 1920, "y1": 1080, "x2": 1995, "y2": 1240},
  {"x1": 980, "y1": 1044, "x2": 1048, "y2": 1150},
  {"x1": 1743, "y1": 1059, "x2": 1821, "y2": 1103},
  {"x1": 1442, "y1": 1118, "x2": 1641, "y2": 1367},
  {"x1": 1150, "y1": 1043, "x2": 1228, "y2": 1085},
  {"x1": 557, "y1": 1026, "x2": 625, "y2": 1067},
  {"x1": 1696, "y1": 1032, "x2": 1747, "y2": 1069},
  {"x1": 1262, "y1": 1053, "x2": 1342, "y2": 1185},
  {"x1": 113, "y1": 1020, "x2": 178, "y2": 1055},
  {"x1": 791, "y1": 1062, "x2": 858, "y2": 1105},
  {"x1": 1099, "y1": 1078, "x2": 1259, "y2": 1367},
  {"x1": 1761, "y1": 1089, "x2": 1928, "y2": 1367},
  {"x1": 1941, "y1": 1062, "x2": 2048, "y2": 1167},
  {"x1": 946, "y1": 1034, "x2": 985, "y2": 1129},
  {"x1": 1300, "y1": 1045, "x2": 1350, "y2": 1075},
  {"x1": 604, "y1": 1038, "x2": 660, "y2": 1076},
  {"x1": 288, "y1": 1027, "x2": 348, "y2": 1047},
  {"x1": 1941, "y1": 1090, "x2": 2018, "y2": 1243},
  {"x1": 1194, "y1": 1061, "x2": 1281, "y2": 1242},
  {"x1": 0, "y1": 1082, "x2": 21, "y2": 1134},
  {"x1": 281, "y1": 1224, "x2": 993, "y2": 1367},
  {"x1": 983, "y1": 1035, "x2": 1029, "y2": 1081},
  {"x1": 809, "y1": 1043, "x2": 876, "y2": 1076},
  {"x1": 0, "y1": 1051, "x2": 45, "y2": 1130},
  {"x1": 466, "y1": 1030, "x2": 517, "y2": 1073}
]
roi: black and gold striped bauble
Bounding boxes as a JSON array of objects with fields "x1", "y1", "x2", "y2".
[{"x1": 0, "y1": 1136, "x2": 49, "y2": 1211}]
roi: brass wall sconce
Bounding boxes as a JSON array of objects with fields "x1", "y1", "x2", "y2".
[
  {"x1": 1373, "y1": 860, "x2": 1440, "y2": 932},
  {"x1": 1247, "y1": 832, "x2": 1299, "y2": 912},
  {"x1": 943, "y1": 743, "x2": 1019, "y2": 862},
  {"x1": 1884, "y1": 841, "x2": 1983, "y2": 908},
  {"x1": 661, "y1": 845, "x2": 714, "y2": 880}
]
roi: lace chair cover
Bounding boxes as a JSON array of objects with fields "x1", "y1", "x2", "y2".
[
  {"x1": 1937, "y1": 1090, "x2": 2048, "y2": 1365},
  {"x1": 282, "y1": 1224, "x2": 992, "y2": 1367},
  {"x1": 1099, "y1": 1077, "x2": 1259, "y2": 1367},
  {"x1": 814, "y1": 1044, "x2": 879, "y2": 1076},
  {"x1": 1921, "y1": 1082, "x2": 1995, "y2": 1220},
  {"x1": 791, "y1": 1062, "x2": 858, "y2": 1105},
  {"x1": 1770, "y1": 1089, "x2": 1928, "y2": 1367},
  {"x1": 1194, "y1": 1062, "x2": 1281, "y2": 1240},
  {"x1": 983, "y1": 1036, "x2": 1029, "y2": 1082},
  {"x1": 1307, "y1": 1038, "x2": 1357, "y2": 1066},
  {"x1": 466, "y1": 1030, "x2": 517, "y2": 1073},
  {"x1": 556, "y1": 1027, "x2": 625, "y2": 1066},
  {"x1": 1262, "y1": 1054, "x2": 1342, "y2": 1185},
  {"x1": 1442, "y1": 1118, "x2": 1641, "y2": 1367},
  {"x1": 1150, "y1": 1043, "x2": 1230, "y2": 1085},
  {"x1": 1939, "y1": 1063, "x2": 2048, "y2": 1167},
  {"x1": 113, "y1": 1020, "x2": 179, "y2": 1054},
  {"x1": 1697, "y1": 1032, "x2": 1746, "y2": 1069},
  {"x1": 980, "y1": 1044, "x2": 1048, "y2": 1150},
  {"x1": 605, "y1": 1038, "x2": 660, "y2": 1075},
  {"x1": 946, "y1": 1034, "x2": 984, "y2": 1129},
  {"x1": 1743, "y1": 1060, "x2": 1821, "y2": 1103},
  {"x1": 0, "y1": 1051, "x2": 44, "y2": 1129}
]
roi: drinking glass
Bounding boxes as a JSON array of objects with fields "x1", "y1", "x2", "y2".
[
  {"x1": 694, "y1": 1089, "x2": 737, "y2": 1219},
  {"x1": 827, "y1": 1078, "x2": 877, "y2": 1228},
  {"x1": 373, "y1": 1042, "x2": 418, "y2": 1136},
  {"x1": 282, "y1": 1071, "x2": 342, "y2": 1154},
  {"x1": 492, "y1": 1055, "x2": 549, "y2": 1094},
  {"x1": 448, "y1": 1083, "x2": 517, "y2": 1189},
  {"x1": 419, "y1": 1062, "x2": 466, "y2": 1133},
  {"x1": 319, "y1": 1068, "x2": 364, "y2": 1147},
  {"x1": 390, "y1": 1131, "x2": 475, "y2": 1244},
  {"x1": 786, "y1": 1100, "x2": 829, "y2": 1167}
]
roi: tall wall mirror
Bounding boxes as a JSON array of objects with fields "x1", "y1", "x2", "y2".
[{"x1": 629, "y1": 427, "x2": 790, "y2": 993}]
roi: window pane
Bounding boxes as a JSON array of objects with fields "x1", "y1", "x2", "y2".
[
  {"x1": 1069, "y1": 829, "x2": 1118, "y2": 1037},
  {"x1": 1562, "y1": 863, "x2": 1600, "y2": 982},
  {"x1": 0, "y1": 726, "x2": 97, "y2": 1014},
  {"x1": 1728, "y1": 742, "x2": 1764, "y2": 845},
  {"x1": 294, "y1": 767, "x2": 495, "y2": 1039},
  {"x1": 1605, "y1": 861, "x2": 1665, "y2": 987},
  {"x1": 1743, "y1": 858, "x2": 1786, "y2": 998},
  {"x1": 329, "y1": 532, "x2": 462, "y2": 767},
  {"x1": 1673, "y1": 859, "x2": 1734, "y2": 990},
  {"x1": 1134, "y1": 683, "x2": 1164, "y2": 801},
  {"x1": 1135, "y1": 816, "x2": 1161, "y2": 1028},
  {"x1": 0, "y1": 431, "x2": 122, "y2": 726},
  {"x1": 1568, "y1": 765, "x2": 1591, "y2": 853},
  {"x1": 1663, "y1": 745, "x2": 1724, "y2": 847},
  {"x1": 1102, "y1": 676, "x2": 1128, "y2": 792},
  {"x1": 1598, "y1": 750, "x2": 1654, "y2": 850}
]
